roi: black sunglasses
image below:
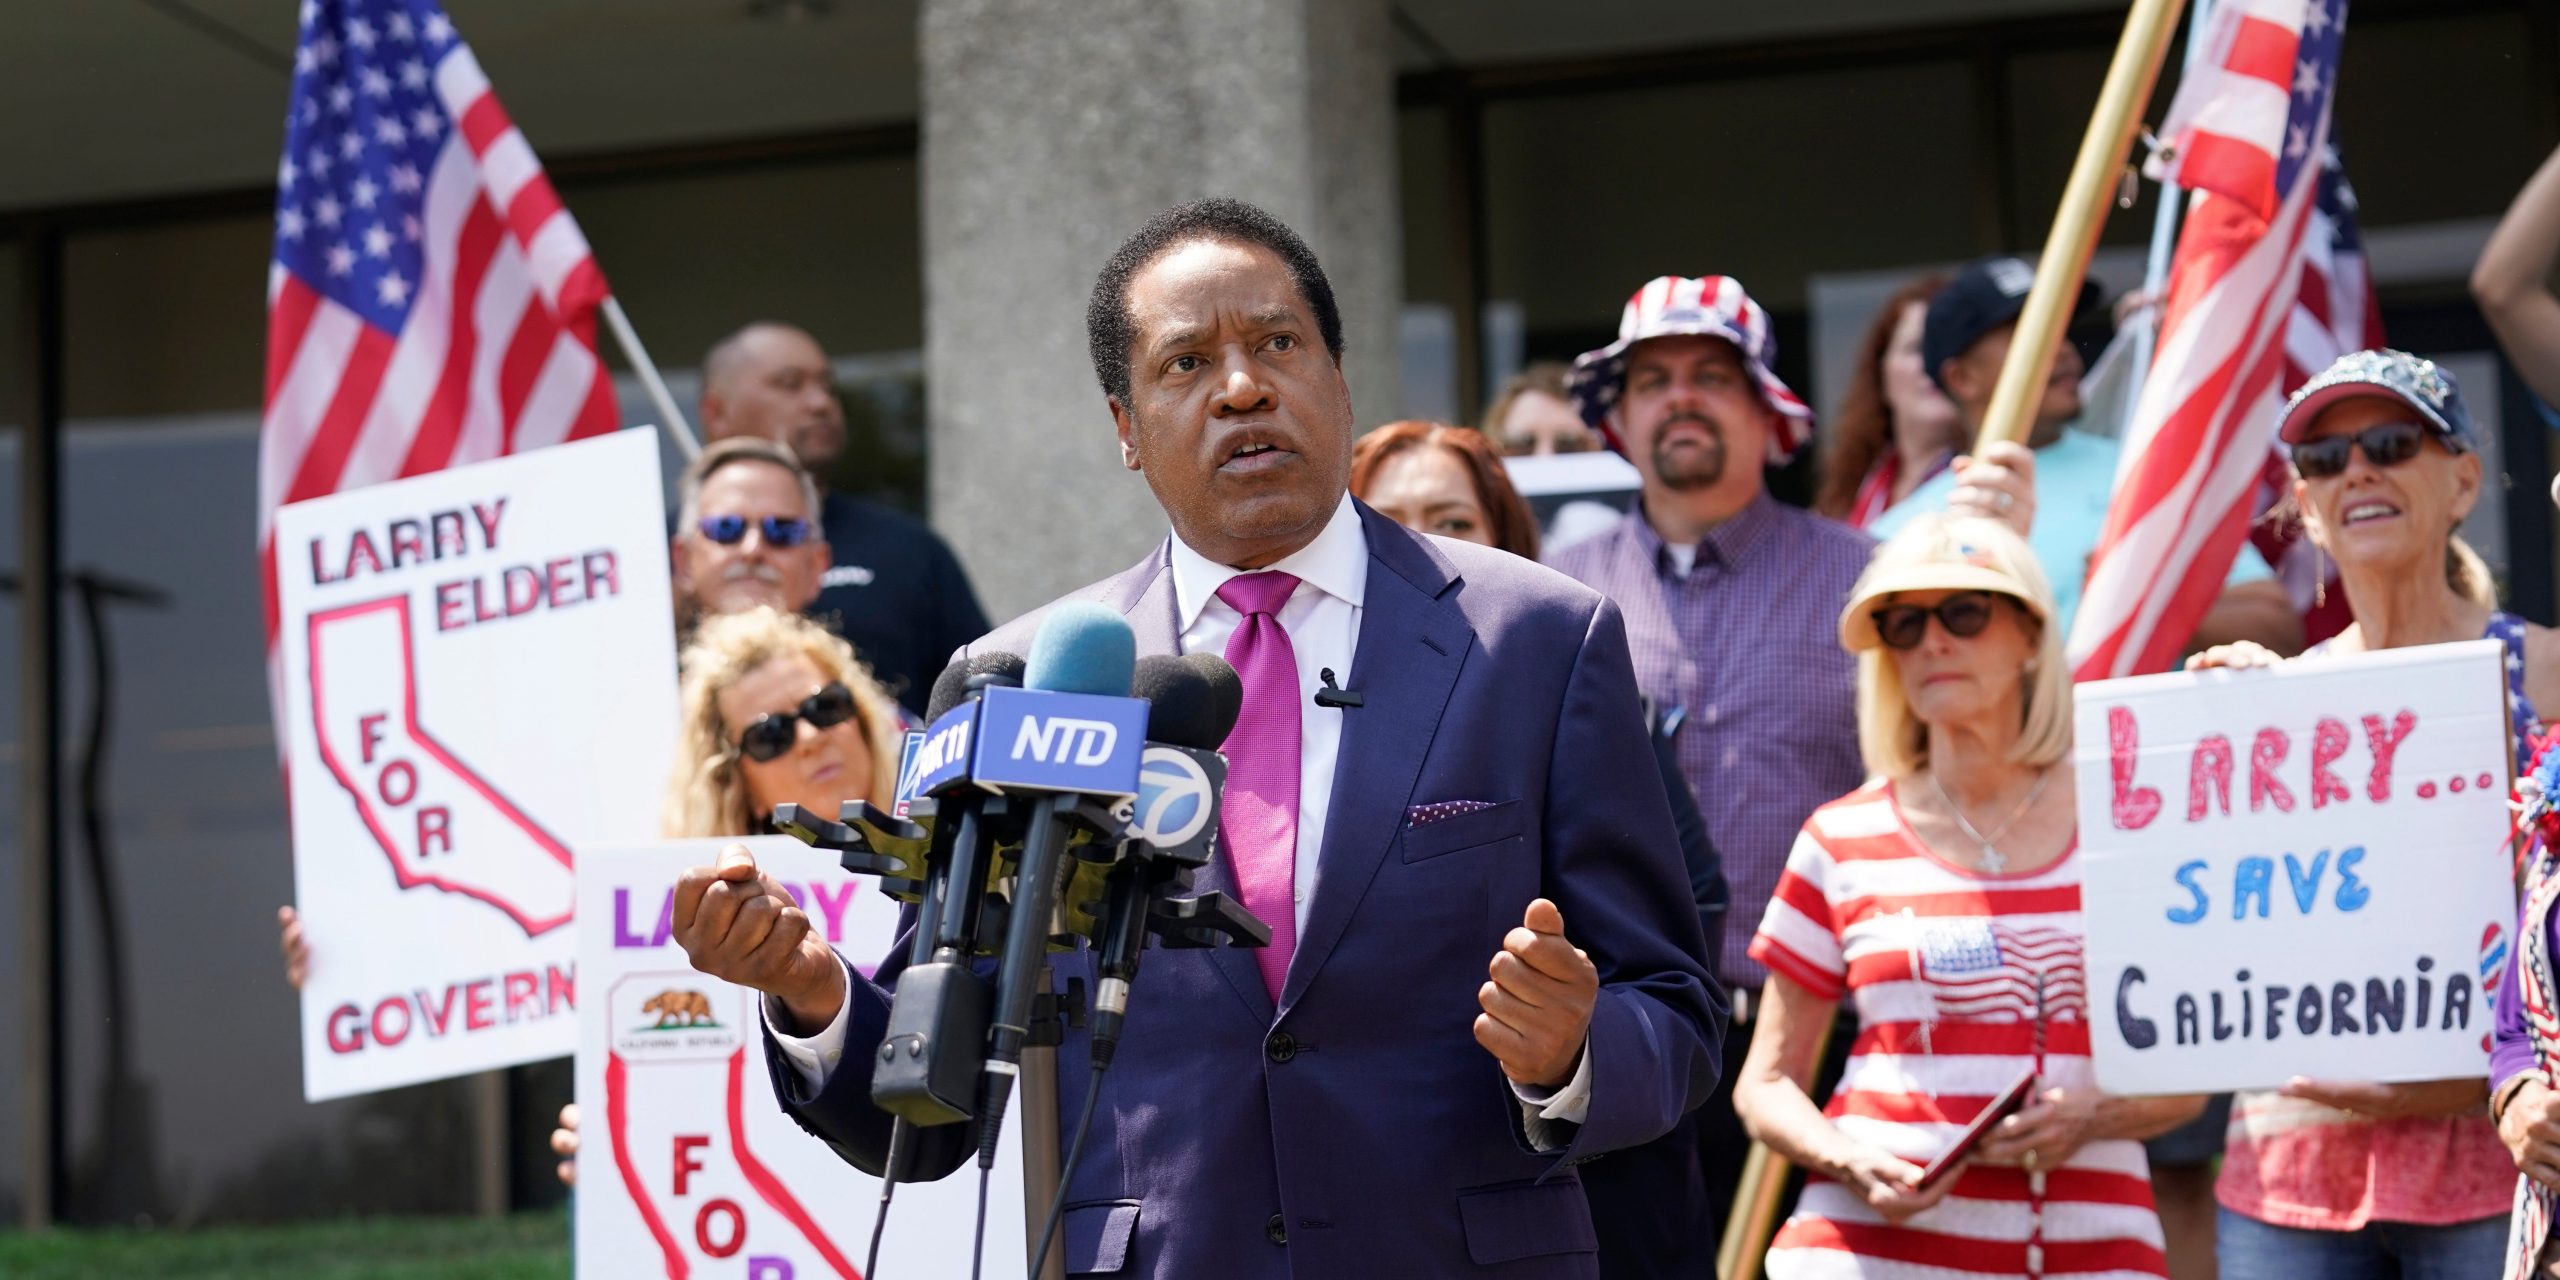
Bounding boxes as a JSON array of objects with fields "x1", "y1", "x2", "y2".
[
  {"x1": 697, "y1": 514, "x2": 815, "y2": 548},
  {"x1": 735, "y1": 682, "x2": 859, "y2": 763},
  {"x1": 2292, "y1": 421, "x2": 2455, "y2": 481},
  {"x1": 1872, "y1": 591, "x2": 1999, "y2": 651}
]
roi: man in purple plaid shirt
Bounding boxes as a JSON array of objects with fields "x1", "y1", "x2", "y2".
[{"x1": 1546, "y1": 275, "x2": 1871, "y2": 1275}]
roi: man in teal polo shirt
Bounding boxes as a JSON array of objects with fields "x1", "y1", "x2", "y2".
[{"x1": 1873, "y1": 256, "x2": 2303, "y2": 655}]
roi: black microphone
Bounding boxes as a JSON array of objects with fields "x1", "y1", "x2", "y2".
[
  {"x1": 1315, "y1": 665, "x2": 1363, "y2": 709},
  {"x1": 771, "y1": 648, "x2": 1027, "y2": 1128},
  {"x1": 1081, "y1": 654, "x2": 1247, "y2": 1061}
]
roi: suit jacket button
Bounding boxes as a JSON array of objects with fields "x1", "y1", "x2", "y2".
[
  {"x1": 1264, "y1": 1031, "x2": 1297, "y2": 1063},
  {"x1": 1265, "y1": 1214, "x2": 1289, "y2": 1245}
]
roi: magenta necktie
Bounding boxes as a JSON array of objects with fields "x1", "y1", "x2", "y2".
[{"x1": 1217, "y1": 570, "x2": 1302, "y2": 1001}]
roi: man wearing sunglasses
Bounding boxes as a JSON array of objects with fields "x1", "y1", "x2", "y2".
[
  {"x1": 700, "y1": 322, "x2": 992, "y2": 716},
  {"x1": 671, "y1": 437, "x2": 834, "y2": 624},
  {"x1": 1874, "y1": 255, "x2": 2302, "y2": 658}
]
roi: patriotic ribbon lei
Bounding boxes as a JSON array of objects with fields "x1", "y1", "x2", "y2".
[{"x1": 2503, "y1": 731, "x2": 2560, "y2": 1279}]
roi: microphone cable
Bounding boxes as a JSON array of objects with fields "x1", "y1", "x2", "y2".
[
  {"x1": 865, "y1": 1116, "x2": 911, "y2": 1280},
  {"x1": 970, "y1": 1160, "x2": 995, "y2": 1280},
  {"x1": 1027, "y1": 1055, "x2": 1111, "y2": 1280}
]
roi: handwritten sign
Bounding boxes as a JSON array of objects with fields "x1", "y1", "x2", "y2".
[
  {"x1": 275, "y1": 430, "x2": 677, "y2": 1100},
  {"x1": 575, "y1": 838, "x2": 1025, "y2": 1278},
  {"x1": 2075, "y1": 640, "x2": 2516, "y2": 1095}
]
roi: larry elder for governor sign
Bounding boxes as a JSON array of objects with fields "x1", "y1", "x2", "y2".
[
  {"x1": 277, "y1": 429, "x2": 677, "y2": 1101},
  {"x1": 2077, "y1": 640, "x2": 2517, "y2": 1095},
  {"x1": 576, "y1": 838, "x2": 1026, "y2": 1279}
]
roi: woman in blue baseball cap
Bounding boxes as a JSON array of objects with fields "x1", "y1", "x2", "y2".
[{"x1": 2190, "y1": 349, "x2": 2550, "y2": 1279}]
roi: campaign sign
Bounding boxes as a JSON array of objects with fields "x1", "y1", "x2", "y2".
[
  {"x1": 2075, "y1": 640, "x2": 2517, "y2": 1095},
  {"x1": 276, "y1": 429, "x2": 677, "y2": 1101},
  {"x1": 576, "y1": 838, "x2": 1025, "y2": 1279},
  {"x1": 971, "y1": 686, "x2": 1146, "y2": 797}
]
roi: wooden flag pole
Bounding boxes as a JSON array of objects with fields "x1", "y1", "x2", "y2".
[
  {"x1": 601, "y1": 294, "x2": 703, "y2": 460},
  {"x1": 1714, "y1": 1016, "x2": 1835, "y2": 1280},
  {"x1": 1974, "y1": 0, "x2": 2190, "y2": 451}
]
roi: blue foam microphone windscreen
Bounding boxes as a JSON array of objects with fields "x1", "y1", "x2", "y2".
[{"x1": 1023, "y1": 602, "x2": 1137, "y2": 697}]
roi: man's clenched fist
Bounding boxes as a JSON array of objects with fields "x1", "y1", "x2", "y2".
[
  {"x1": 1474, "y1": 897, "x2": 1599, "y2": 1089},
  {"x1": 672, "y1": 844, "x2": 846, "y2": 1033}
]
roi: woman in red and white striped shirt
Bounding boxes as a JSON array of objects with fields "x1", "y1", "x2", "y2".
[{"x1": 1734, "y1": 515, "x2": 2203, "y2": 1278}]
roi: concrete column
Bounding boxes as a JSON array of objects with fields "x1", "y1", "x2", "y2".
[{"x1": 921, "y1": 0, "x2": 1402, "y2": 622}]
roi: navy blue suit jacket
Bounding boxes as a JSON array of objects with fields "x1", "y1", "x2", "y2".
[{"x1": 764, "y1": 503, "x2": 1725, "y2": 1277}]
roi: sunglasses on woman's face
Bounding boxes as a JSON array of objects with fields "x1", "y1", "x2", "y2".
[
  {"x1": 735, "y1": 682, "x2": 858, "y2": 763},
  {"x1": 2292, "y1": 421, "x2": 2444, "y2": 481},
  {"x1": 697, "y1": 514, "x2": 815, "y2": 548},
  {"x1": 1872, "y1": 591, "x2": 1998, "y2": 651}
]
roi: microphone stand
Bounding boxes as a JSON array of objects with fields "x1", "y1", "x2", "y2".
[{"x1": 1021, "y1": 966, "x2": 1068, "y2": 1280}]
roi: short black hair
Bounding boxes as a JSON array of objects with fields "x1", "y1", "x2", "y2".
[{"x1": 1085, "y1": 197, "x2": 1344, "y2": 405}]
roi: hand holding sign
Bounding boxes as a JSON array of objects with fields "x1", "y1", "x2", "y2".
[
  {"x1": 2183, "y1": 640, "x2": 2284, "y2": 672},
  {"x1": 671, "y1": 844, "x2": 845, "y2": 1033},
  {"x1": 1475, "y1": 898, "x2": 1600, "y2": 1089}
]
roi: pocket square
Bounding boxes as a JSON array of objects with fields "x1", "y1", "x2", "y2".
[{"x1": 1406, "y1": 800, "x2": 1499, "y2": 827}]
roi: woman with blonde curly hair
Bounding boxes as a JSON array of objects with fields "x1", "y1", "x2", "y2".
[{"x1": 664, "y1": 605, "x2": 906, "y2": 839}]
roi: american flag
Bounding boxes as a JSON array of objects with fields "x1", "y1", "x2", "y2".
[
  {"x1": 2071, "y1": 0, "x2": 2353, "y2": 679},
  {"x1": 2249, "y1": 149, "x2": 2382, "y2": 648},
  {"x1": 1916, "y1": 921, "x2": 2085, "y2": 1024},
  {"x1": 258, "y1": 0, "x2": 620, "y2": 702}
]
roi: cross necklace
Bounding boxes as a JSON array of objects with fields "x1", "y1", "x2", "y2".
[{"x1": 1926, "y1": 764, "x2": 2053, "y2": 873}]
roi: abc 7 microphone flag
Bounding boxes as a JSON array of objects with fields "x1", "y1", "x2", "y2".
[{"x1": 1128, "y1": 746, "x2": 1218, "y2": 850}]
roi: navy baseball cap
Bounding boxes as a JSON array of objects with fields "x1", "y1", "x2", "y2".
[
  {"x1": 1920, "y1": 256, "x2": 2102, "y2": 392},
  {"x1": 2277, "y1": 348, "x2": 2478, "y2": 448}
]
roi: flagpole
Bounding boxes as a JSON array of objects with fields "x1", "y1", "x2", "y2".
[
  {"x1": 1975, "y1": 0, "x2": 2190, "y2": 451},
  {"x1": 1715, "y1": 1016, "x2": 1837, "y2": 1280},
  {"x1": 2130, "y1": 0, "x2": 2215, "y2": 384},
  {"x1": 600, "y1": 294, "x2": 703, "y2": 460}
]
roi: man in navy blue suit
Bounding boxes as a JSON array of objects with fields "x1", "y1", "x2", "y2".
[{"x1": 671, "y1": 198, "x2": 1724, "y2": 1277}]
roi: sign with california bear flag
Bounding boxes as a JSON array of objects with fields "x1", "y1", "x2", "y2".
[
  {"x1": 276, "y1": 429, "x2": 677, "y2": 1101},
  {"x1": 576, "y1": 837, "x2": 1026, "y2": 1278},
  {"x1": 2074, "y1": 640, "x2": 2517, "y2": 1095}
]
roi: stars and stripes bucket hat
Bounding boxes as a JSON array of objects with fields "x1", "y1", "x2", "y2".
[{"x1": 1565, "y1": 275, "x2": 1816, "y2": 463}]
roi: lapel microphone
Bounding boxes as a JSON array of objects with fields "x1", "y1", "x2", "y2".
[{"x1": 1314, "y1": 667, "x2": 1364, "y2": 709}]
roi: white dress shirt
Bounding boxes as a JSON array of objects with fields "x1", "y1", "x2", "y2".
[{"x1": 768, "y1": 496, "x2": 1589, "y2": 1134}]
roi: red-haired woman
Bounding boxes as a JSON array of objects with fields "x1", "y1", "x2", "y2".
[{"x1": 1816, "y1": 275, "x2": 1962, "y2": 528}]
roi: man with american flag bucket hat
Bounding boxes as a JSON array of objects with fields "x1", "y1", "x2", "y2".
[
  {"x1": 1565, "y1": 274, "x2": 1818, "y2": 464},
  {"x1": 1546, "y1": 275, "x2": 1871, "y2": 1274}
]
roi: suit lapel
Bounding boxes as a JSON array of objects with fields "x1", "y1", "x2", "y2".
[{"x1": 1279, "y1": 507, "x2": 1471, "y2": 1015}]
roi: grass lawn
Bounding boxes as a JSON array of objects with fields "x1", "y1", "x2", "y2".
[{"x1": 0, "y1": 1209, "x2": 569, "y2": 1280}]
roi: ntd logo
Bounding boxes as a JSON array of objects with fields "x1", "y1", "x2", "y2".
[
  {"x1": 970, "y1": 686, "x2": 1145, "y2": 797},
  {"x1": 1012, "y1": 716, "x2": 1119, "y2": 765}
]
